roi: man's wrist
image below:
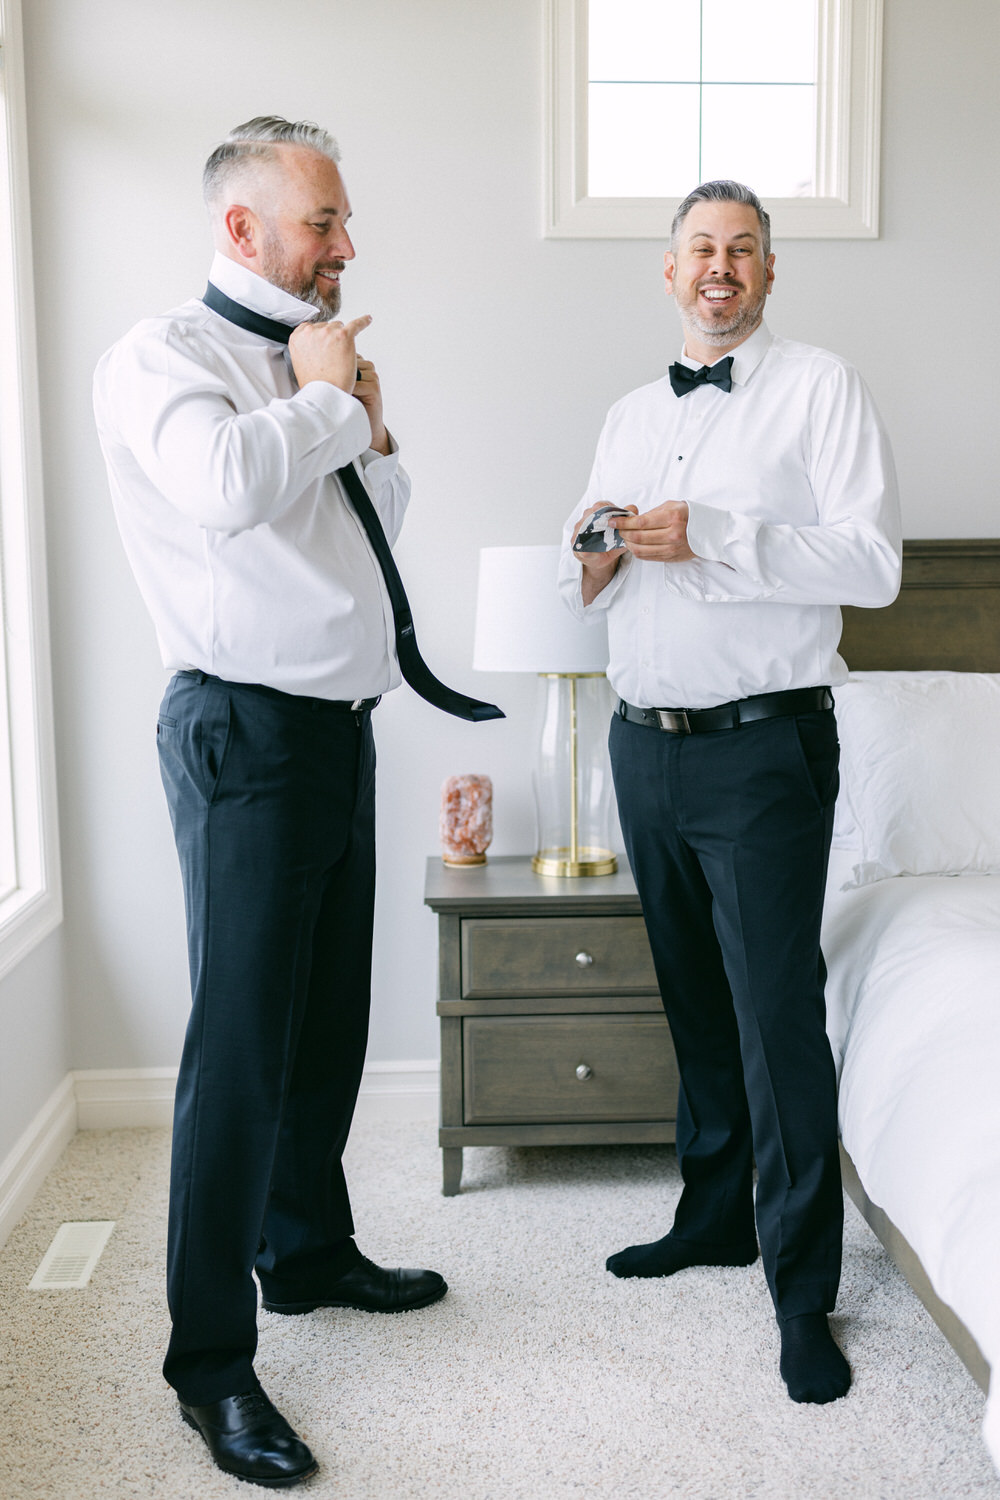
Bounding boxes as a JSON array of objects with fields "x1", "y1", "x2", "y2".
[{"x1": 580, "y1": 552, "x2": 621, "y2": 605}]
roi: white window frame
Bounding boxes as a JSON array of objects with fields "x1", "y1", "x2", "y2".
[
  {"x1": 0, "y1": 0, "x2": 63, "y2": 979},
  {"x1": 544, "y1": 0, "x2": 883, "y2": 239}
]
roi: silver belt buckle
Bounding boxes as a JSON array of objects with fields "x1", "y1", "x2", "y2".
[{"x1": 655, "y1": 709, "x2": 691, "y2": 733}]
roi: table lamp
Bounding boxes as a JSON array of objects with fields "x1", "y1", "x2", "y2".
[{"x1": 473, "y1": 545, "x2": 617, "y2": 877}]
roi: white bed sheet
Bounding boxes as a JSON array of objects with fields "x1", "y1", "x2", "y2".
[{"x1": 822, "y1": 848, "x2": 1000, "y2": 1467}]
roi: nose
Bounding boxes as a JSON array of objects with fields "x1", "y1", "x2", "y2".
[
  {"x1": 329, "y1": 224, "x2": 355, "y2": 261},
  {"x1": 707, "y1": 252, "x2": 735, "y2": 278}
]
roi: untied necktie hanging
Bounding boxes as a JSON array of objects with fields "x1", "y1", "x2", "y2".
[{"x1": 202, "y1": 282, "x2": 504, "y2": 724}]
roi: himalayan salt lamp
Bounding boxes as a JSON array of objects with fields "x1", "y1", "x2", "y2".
[{"x1": 440, "y1": 774, "x2": 493, "y2": 867}]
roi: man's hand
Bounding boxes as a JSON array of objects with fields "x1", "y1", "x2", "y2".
[
  {"x1": 616, "y1": 501, "x2": 695, "y2": 563},
  {"x1": 352, "y1": 356, "x2": 390, "y2": 456},
  {"x1": 572, "y1": 503, "x2": 638, "y2": 605},
  {"x1": 289, "y1": 314, "x2": 372, "y2": 393},
  {"x1": 289, "y1": 316, "x2": 390, "y2": 455}
]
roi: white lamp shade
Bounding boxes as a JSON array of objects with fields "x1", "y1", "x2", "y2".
[{"x1": 472, "y1": 545, "x2": 609, "y2": 673}]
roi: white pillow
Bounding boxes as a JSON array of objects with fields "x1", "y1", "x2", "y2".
[{"x1": 834, "y1": 671, "x2": 1000, "y2": 887}]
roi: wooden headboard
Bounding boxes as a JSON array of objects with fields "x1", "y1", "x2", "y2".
[{"x1": 840, "y1": 540, "x2": 1000, "y2": 672}]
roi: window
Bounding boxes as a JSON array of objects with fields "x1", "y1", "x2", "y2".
[
  {"x1": 545, "y1": 0, "x2": 883, "y2": 239},
  {"x1": 0, "y1": 0, "x2": 63, "y2": 977}
]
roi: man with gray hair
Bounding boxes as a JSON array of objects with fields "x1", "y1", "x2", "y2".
[
  {"x1": 94, "y1": 117, "x2": 457, "y2": 1487},
  {"x1": 560, "y1": 181, "x2": 901, "y2": 1405}
]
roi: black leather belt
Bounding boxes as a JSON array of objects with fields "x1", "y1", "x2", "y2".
[
  {"x1": 618, "y1": 687, "x2": 833, "y2": 735},
  {"x1": 178, "y1": 670, "x2": 381, "y2": 714}
]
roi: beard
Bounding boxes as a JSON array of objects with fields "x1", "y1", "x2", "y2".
[
  {"x1": 258, "y1": 231, "x2": 343, "y2": 320},
  {"x1": 678, "y1": 281, "x2": 768, "y2": 348}
]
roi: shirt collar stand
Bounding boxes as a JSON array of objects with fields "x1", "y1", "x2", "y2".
[
  {"x1": 208, "y1": 252, "x2": 320, "y2": 329},
  {"x1": 679, "y1": 320, "x2": 773, "y2": 386}
]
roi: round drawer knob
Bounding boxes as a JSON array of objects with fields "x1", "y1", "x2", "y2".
[
  {"x1": 576, "y1": 1063, "x2": 593, "y2": 1081},
  {"x1": 575, "y1": 951, "x2": 594, "y2": 968}
]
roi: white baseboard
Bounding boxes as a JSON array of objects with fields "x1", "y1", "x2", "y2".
[
  {"x1": 74, "y1": 1067, "x2": 179, "y2": 1129},
  {"x1": 73, "y1": 1061, "x2": 440, "y2": 1128},
  {"x1": 0, "y1": 1060, "x2": 440, "y2": 1249},
  {"x1": 354, "y1": 1060, "x2": 439, "y2": 1122},
  {"x1": 0, "y1": 1073, "x2": 77, "y2": 1250}
]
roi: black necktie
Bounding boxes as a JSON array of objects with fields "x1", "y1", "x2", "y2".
[
  {"x1": 668, "y1": 356, "x2": 734, "y2": 398},
  {"x1": 201, "y1": 283, "x2": 503, "y2": 723}
]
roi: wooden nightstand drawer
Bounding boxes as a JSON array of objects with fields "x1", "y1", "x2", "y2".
[
  {"x1": 461, "y1": 916, "x2": 656, "y2": 999},
  {"x1": 462, "y1": 1014, "x2": 677, "y2": 1124},
  {"x1": 425, "y1": 856, "x2": 678, "y2": 1194}
]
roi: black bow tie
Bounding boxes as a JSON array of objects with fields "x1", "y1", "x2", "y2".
[
  {"x1": 668, "y1": 356, "x2": 734, "y2": 398},
  {"x1": 201, "y1": 283, "x2": 504, "y2": 724}
]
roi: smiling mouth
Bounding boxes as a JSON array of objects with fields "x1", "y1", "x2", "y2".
[{"x1": 700, "y1": 285, "x2": 739, "y2": 304}]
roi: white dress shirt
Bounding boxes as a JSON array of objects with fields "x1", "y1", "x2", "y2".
[
  {"x1": 559, "y1": 322, "x2": 901, "y2": 710},
  {"x1": 94, "y1": 252, "x2": 411, "y2": 700}
]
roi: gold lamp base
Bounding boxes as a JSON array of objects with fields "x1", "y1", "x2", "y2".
[{"x1": 532, "y1": 847, "x2": 618, "y2": 878}]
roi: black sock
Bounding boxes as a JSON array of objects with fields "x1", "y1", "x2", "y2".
[
  {"x1": 778, "y1": 1313, "x2": 851, "y2": 1404},
  {"x1": 606, "y1": 1231, "x2": 758, "y2": 1279}
]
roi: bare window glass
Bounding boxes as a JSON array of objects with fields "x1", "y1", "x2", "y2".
[{"x1": 587, "y1": 0, "x2": 817, "y2": 198}]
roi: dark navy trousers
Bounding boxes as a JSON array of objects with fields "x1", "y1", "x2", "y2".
[
  {"x1": 609, "y1": 705, "x2": 843, "y2": 1318},
  {"x1": 156, "y1": 670, "x2": 376, "y2": 1404}
]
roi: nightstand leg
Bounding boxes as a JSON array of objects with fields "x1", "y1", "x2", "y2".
[{"x1": 442, "y1": 1147, "x2": 463, "y2": 1196}]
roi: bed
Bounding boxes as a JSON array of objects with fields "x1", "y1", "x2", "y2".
[{"x1": 825, "y1": 539, "x2": 1000, "y2": 1467}]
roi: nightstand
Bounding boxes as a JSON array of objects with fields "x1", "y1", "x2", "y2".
[{"x1": 424, "y1": 855, "x2": 679, "y2": 1194}]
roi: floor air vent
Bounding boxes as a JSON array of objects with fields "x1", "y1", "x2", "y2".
[{"x1": 29, "y1": 1221, "x2": 115, "y2": 1290}]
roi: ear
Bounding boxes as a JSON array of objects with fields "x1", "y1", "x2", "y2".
[
  {"x1": 222, "y1": 203, "x2": 260, "y2": 262},
  {"x1": 765, "y1": 252, "x2": 776, "y2": 294},
  {"x1": 663, "y1": 249, "x2": 676, "y2": 298}
]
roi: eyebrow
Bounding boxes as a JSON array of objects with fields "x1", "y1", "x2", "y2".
[
  {"x1": 306, "y1": 206, "x2": 353, "y2": 223},
  {"x1": 689, "y1": 231, "x2": 756, "y2": 243}
]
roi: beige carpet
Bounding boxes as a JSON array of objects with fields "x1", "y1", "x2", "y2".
[{"x1": 0, "y1": 1121, "x2": 997, "y2": 1500}]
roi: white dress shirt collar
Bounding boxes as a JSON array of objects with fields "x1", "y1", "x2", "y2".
[
  {"x1": 679, "y1": 319, "x2": 773, "y2": 387},
  {"x1": 207, "y1": 251, "x2": 321, "y2": 329}
]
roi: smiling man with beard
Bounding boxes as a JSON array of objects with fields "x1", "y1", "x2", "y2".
[
  {"x1": 94, "y1": 117, "x2": 450, "y2": 1488},
  {"x1": 559, "y1": 180, "x2": 901, "y2": 1407}
]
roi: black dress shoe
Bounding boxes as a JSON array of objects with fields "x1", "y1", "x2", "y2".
[
  {"x1": 261, "y1": 1254, "x2": 448, "y2": 1315},
  {"x1": 178, "y1": 1388, "x2": 318, "y2": 1487}
]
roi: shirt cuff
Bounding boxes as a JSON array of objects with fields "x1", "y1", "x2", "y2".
[
  {"x1": 680, "y1": 501, "x2": 778, "y2": 600},
  {"x1": 684, "y1": 500, "x2": 744, "y2": 565},
  {"x1": 360, "y1": 429, "x2": 400, "y2": 478},
  {"x1": 293, "y1": 381, "x2": 373, "y2": 455}
]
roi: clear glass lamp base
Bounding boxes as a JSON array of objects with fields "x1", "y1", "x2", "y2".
[{"x1": 532, "y1": 673, "x2": 618, "y2": 879}]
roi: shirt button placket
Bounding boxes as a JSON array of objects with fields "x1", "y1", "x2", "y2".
[{"x1": 672, "y1": 401, "x2": 699, "y2": 498}]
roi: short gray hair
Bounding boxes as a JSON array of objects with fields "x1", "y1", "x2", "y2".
[
  {"x1": 203, "y1": 116, "x2": 341, "y2": 205},
  {"x1": 671, "y1": 180, "x2": 771, "y2": 259}
]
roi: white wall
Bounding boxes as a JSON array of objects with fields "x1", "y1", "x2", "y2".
[
  {"x1": 0, "y1": 932, "x2": 68, "y2": 1156},
  {"x1": 8, "y1": 0, "x2": 998, "y2": 1113}
]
